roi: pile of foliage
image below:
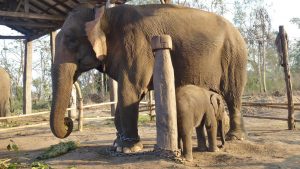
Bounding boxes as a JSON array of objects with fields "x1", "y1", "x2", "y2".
[{"x1": 36, "y1": 141, "x2": 78, "y2": 160}]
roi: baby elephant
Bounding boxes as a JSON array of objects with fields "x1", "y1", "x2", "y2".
[{"x1": 176, "y1": 85, "x2": 226, "y2": 161}]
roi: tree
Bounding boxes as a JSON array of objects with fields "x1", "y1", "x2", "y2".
[
  {"x1": 252, "y1": 7, "x2": 271, "y2": 92},
  {"x1": 290, "y1": 18, "x2": 300, "y2": 29}
]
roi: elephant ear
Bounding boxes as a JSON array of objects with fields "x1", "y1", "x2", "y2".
[
  {"x1": 85, "y1": 6, "x2": 107, "y2": 61},
  {"x1": 210, "y1": 93, "x2": 223, "y2": 120}
]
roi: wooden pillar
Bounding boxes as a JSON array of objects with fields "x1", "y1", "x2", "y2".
[
  {"x1": 160, "y1": 0, "x2": 172, "y2": 4},
  {"x1": 50, "y1": 31, "x2": 57, "y2": 64},
  {"x1": 68, "y1": 85, "x2": 77, "y2": 119},
  {"x1": 148, "y1": 91, "x2": 155, "y2": 121},
  {"x1": 100, "y1": 73, "x2": 105, "y2": 100},
  {"x1": 278, "y1": 26, "x2": 295, "y2": 130},
  {"x1": 105, "y1": 0, "x2": 115, "y2": 8},
  {"x1": 24, "y1": 0, "x2": 29, "y2": 12},
  {"x1": 74, "y1": 82, "x2": 83, "y2": 131},
  {"x1": 151, "y1": 35, "x2": 178, "y2": 153},
  {"x1": 23, "y1": 39, "x2": 32, "y2": 114},
  {"x1": 109, "y1": 78, "x2": 118, "y2": 116}
]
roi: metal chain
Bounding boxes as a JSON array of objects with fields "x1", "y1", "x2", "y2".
[{"x1": 105, "y1": 145, "x2": 185, "y2": 164}]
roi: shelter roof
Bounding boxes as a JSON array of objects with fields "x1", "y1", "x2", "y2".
[{"x1": 0, "y1": 0, "x2": 127, "y2": 40}]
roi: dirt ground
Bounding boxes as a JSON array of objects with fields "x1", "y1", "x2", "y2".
[{"x1": 0, "y1": 95, "x2": 300, "y2": 169}]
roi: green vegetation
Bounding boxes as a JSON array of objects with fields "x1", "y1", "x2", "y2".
[
  {"x1": 138, "y1": 114, "x2": 151, "y2": 124},
  {"x1": 36, "y1": 141, "x2": 78, "y2": 160},
  {"x1": 6, "y1": 140, "x2": 19, "y2": 152},
  {"x1": 0, "y1": 160, "x2": 51, "y2": 169},
  {"x1": 31, "y1": 162, "x2": 52, "y2": 169}
]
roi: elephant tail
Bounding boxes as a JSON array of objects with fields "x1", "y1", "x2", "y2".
[{"x1": 218, "y1": 119, "x2": 225, "y2": 147}]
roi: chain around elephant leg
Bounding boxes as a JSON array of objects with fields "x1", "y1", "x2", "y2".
[
  {"x1": 113, "y1": 134, "x2": 143, "y2": 153},
  {"x1": 226, "y1": 121, "x2": 247, "y2": 141},
  {"x1": 226, "y1": 105, "x2": 247, "y2": 141}
]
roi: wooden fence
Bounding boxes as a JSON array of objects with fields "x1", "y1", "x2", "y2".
[{"x1": 0, "y1": 98, "x2": 299, "y2": 131}]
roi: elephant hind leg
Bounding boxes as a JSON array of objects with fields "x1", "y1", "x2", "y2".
[
  {"x1": 182, "y1": 129, "x2": 193, "y2": 161},
  {"x1": 0, "y1": 100, "x2": 9, "y2": 117},
  {"x1": 225, "y1": 98, "x2": 246, "y2": 141},
  {"x1": 196, "y1": 116, "x2": 208, "y2": 151},
  {"x1": 224, "y1": 64, "x2": 247, "y2": 141}
]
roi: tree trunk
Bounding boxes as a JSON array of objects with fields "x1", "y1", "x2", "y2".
[
  {"x1": 258, "y1": 42, "x2": 263, "y2": 92},
  {"x1": 262, "y1": 39, "x2": 267, "y2": 93}
]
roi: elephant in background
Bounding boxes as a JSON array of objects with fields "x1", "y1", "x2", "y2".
[
  {"x1": 176, "y1": 85, "x2": 225, "y2": 161},
  {"x1": 0, "y1": 67, "x2": 11, "y2": 117},
  {"x1": 50, "y1": 4, "x2": 247, "y2": 153}
]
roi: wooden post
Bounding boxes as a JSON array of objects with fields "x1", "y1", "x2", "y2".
[
  {"x1": 50, "y1": 31, "x2": 57, "y2": 64},
  {"x1": 109, "y1": 78, "x2": 118, "y2": 116},
  {"x1": 277, "y1": 26, "x2": 295, "y2": 130},
  {"x1": 24, "y1": 0, "x2": 29, "y2": 13},
  {"x1": 23, "y1": 40, "x2": 32, "y2": 114},
  {"x1": 106, "y1": 0, "x2": 115, "y2": 8},
  {"x1": 151, "y1": 35, "x2": 178, "y2": 153},
  {"x1": 148, "y1": 91, "x2": 155, "y2": 121},
  {"x1": 160, "y1": 0, "x2": 172, "y2": 4},
  {"x1": 74, "y1": 82, "x2": 83, "y2": 131},
  {"x1": 68, "y1": 85, "x2": 77, "y2": 119}
]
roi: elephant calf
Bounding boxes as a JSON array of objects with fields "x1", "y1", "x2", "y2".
[{"x1": 176, "y1": 85, "x2": 226, "y2": 161}]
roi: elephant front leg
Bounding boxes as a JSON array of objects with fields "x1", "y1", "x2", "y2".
[
  {"x1": 112, "y1": 103, "x2": 123, "y2": 151},
  {"x1": 115, "y1": 81, "x2": 143, "y2": 153}
]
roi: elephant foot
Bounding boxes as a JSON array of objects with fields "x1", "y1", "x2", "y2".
[
  {"x1": 184, "y1": 154, "x2": 193, "y2": 162},
  {"x1": 196, "y1": 145, "x2": 208, "y2": 152},
  {"x1": 115, "y1": 141, "x2": 143, "y2": 153},
  {"x1": 112, "y1": 135, "x2": 143, "y2": 153},
  {"x1": 226, "y1": 129, "x2": 246, "y2": 141},
  {"x1": 208, "y1": 146, "x2": 219, "y2": 152}
]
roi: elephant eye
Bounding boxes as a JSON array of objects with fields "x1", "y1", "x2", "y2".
[{"x1": 65, "y1": 36, "x2": 79, "y2": 51}]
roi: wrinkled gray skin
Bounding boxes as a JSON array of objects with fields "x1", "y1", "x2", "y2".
[
  {"x1": 176, "y1": 85, "x2": 225, "y2": 161},
  {"x1": 50, "y1": 4, "x2": 247, "y2": 153},
  {"x1": 0, "y1": 67, "x2": 11, "y2": 117}
]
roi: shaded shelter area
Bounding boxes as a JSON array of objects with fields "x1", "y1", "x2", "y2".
[
  {"x1": 0, "y1": 0, "x2": 127, "y2": 40},
  {"x1": 0, "y1": 0, "x2": 127, "y2": 115}
]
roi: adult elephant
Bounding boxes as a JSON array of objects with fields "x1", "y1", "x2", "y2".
[
  {"x1": 0, "y1": 67, "x2": 11, "y2": 117},
  {"x1": 50, "y1": 4, "x2": 247, "y2": 153}
]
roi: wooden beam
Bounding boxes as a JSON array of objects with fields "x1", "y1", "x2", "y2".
[
  {"x1": 15, "y1": 0, "x2": 22, "y2": 12},
  {"x1": 109, "y1": 78, "x2": 118, "y2": 116},
  {"x1": 68, "y1": 85, "x2": 77, "y2": 119},
  {"x1": 0, "y1": 21, "x2": 58, "y2": 28},
  {"x1": 23, "y1": 39, "x2": 32, "y2": 114},
  {"x1": 0, "y1": 10, "x2": 65, "y2": 21},
  {"x1": 24, "y1": 0, "x2": 29, "y2": 12},
  {"x1": 244, "y1": 115, "x2": 300, "y2": 122},
  {"x1": 0, "y1": 35, "x2": 27, "y2": 39},
  {"x1": 38, "y1": 0, "x2": 68, "y2": 15},
  {"x1": 53, "y1": 0, "x2": 73, "y2": 11},
  {"x1": 28, "y1": 1, "x2": 52, "y2": 15}
]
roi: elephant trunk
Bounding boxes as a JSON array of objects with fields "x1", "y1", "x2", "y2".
[{"x1": 50, "y1": 63, "x2": 77, "y2": 138}]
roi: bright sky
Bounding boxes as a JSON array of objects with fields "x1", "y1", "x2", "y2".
[
  {"x1": 269, "y1": 0, "x2": 300, "y2": 40},
  {"x1": 0, "y1": 0, "x2": 299, "y2": 39}
]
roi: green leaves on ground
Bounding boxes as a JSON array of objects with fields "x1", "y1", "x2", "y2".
[
  {"x1": 7, "y1": 140, "x2": 19, "y2": 152},
  {"x1": 0, "y1": 160, "x2": 51, "y2": 169},
  {"x1": 36, "y1": 141, "x2": 78, "y2": 160},
  {"x1": 31, "y1": 162, "x2": 51, "y2": 169}
]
